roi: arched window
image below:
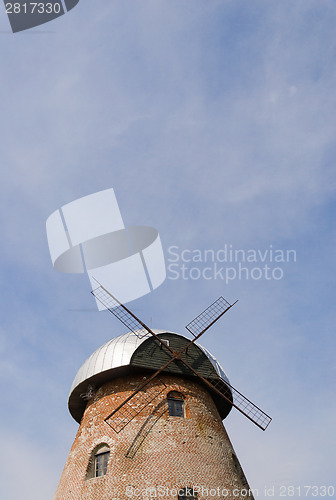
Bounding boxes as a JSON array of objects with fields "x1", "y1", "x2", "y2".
[
  {"x1": 95, "y1": 445, "x2": 110, "y2": 477},
  {"x1": 167, "y1": 391, "x2": 185, "y2": 417},
  {"x1": 85, "y1": 444, "x2": 110, "y2": 479}
]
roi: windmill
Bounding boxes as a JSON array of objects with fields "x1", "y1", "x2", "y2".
[
  {"x1": 54, "y1": 281, "x2": 271, "y2": 499},
  {"x1": 91, "y1": 279, "x2": 272, "y2": 434}
]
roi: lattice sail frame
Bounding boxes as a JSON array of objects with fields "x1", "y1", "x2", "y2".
[
  {"x1": 91, "y1": 280, "x2": 272, "y2": 432},
  {"x1": 205, "y1": 371, "x2": 272, "y2": 430},
  {"x1": 185, "y1": 296, "x2": 234, "y2": 337},
  {"x1": 92, "y1": 284, "x2": 150, "y2": 339},
  {"x1": 105, "y1": 379, "x2": 167, "y2": 433}
]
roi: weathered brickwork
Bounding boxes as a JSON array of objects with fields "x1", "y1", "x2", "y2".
[{"x1": 54, "y1": 374, "x2": 254, "y2": 500}]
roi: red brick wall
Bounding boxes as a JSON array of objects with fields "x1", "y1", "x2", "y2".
[{"x1": 54, "y1": 374, "x2": 254, "y2": 500}]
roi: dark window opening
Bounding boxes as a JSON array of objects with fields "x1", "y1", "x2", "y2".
[
  {"x1": 85, "y1": 444, "x2": 110, "y2": 480},
  {"x1": 167, "y1": 391, "x2": 185, "y2": 417},
  {"x1": 95, "y1": 450, "x2": 110, "y2": 477}
]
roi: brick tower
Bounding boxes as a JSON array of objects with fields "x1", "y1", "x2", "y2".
[{"x1": 54, "y1": 330, "x2": 254, "y2": 500}]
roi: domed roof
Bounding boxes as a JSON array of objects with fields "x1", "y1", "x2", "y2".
[
  {"x1": 70, "y1": 329, "x2": 153, "y2": 395},
  {"x1": 68, "y1": 329, "x2": 231, "y2": 423}
]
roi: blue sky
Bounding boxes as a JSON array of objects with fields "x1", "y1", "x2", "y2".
[{"x1": 0, "y1": 1, "x2": 335, "y2": 499}]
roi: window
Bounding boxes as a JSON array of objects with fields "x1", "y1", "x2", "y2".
[
  {"x1": 95, "y1": 447, "x2": 110, "y2": 477},
  {"x1": 157, "y1": 338, "x2": 170, "y2": 348},
  {"x1": 85, "y1": 444, "x2": 110, "y2": 479},
  {"x1": 168, "y1": 398, "x2": 184, "y2": 416},
  {"x1": 167, "y1": 391, "x2": 184, "y2": 417},
  {"x1": 178, "y1": 487, "x2": 198, "y2": 499}
]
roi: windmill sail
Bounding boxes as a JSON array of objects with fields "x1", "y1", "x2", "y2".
[
  {"x1": 91, "y1": 282, "x2": 151, "y2": 339},
  {"x1": 90, "y1": 281, "x2": 271, "y2": 433},
  {"x1": 105, "y1": 379, "x2": 167, "y2": 433},
  {"x1": 202, "y1": 371, "x2": 272, "y2": 431},
  {"x1": 185, "y1": 296, "x2": 237, "y2": 338}
]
